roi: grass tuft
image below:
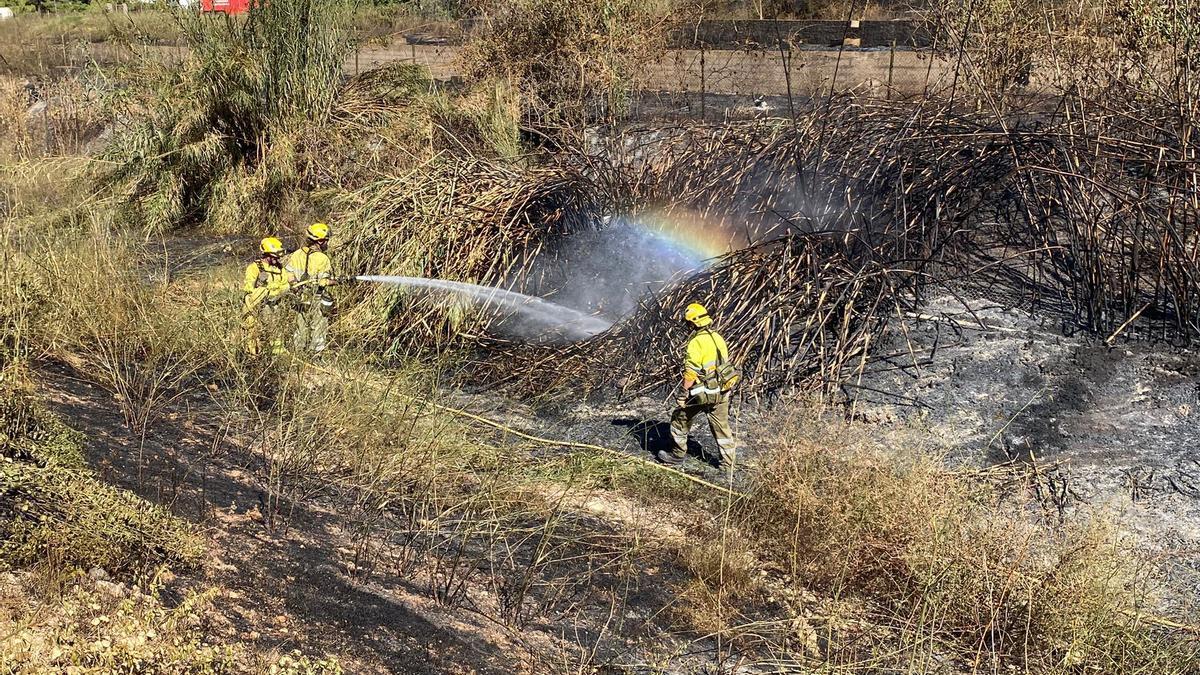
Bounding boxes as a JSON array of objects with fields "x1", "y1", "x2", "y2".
[{"x1": 719, "y1": 415, "x2": 1200, "y2": 671}]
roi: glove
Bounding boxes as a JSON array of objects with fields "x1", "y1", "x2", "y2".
[
  {"x1": 675, "y1": 397, "x2": 689, "y2": 409},
  {"x1": 266, "y1": 279, "x2": 290, "y2": 296}
]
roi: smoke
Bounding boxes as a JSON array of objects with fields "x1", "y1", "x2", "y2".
[
  {"x1": 358, "y1": 201, "x2": 804, "y2": 344},
  {"x1": 519, "y1": 210, "x2": 795, "y2": 321}
]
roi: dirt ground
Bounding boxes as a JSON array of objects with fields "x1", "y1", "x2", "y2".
[
  {"x1": 33, "y1": 361, "x2": 757, "y2": 673},
  {"x1": 36, "y1": 366, "x2": 503, "y2": 673}
]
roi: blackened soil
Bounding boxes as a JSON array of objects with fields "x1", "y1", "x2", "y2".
[{"x1": 852, "y1": 292, "x2": 1200, "y2": 563}]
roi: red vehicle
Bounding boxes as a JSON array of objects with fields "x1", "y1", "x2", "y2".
[{"x1": 200, "y1": 0, "x2": 252, "y2": 14}]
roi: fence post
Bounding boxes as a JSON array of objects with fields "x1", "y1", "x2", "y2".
[
  {"x1": 355, "y1": 46, "x2": 360, "y2": 75},
  {"x1": 887, "y1": 40, "x2": 896, "y2": 100},
  {"x1": 699, "y1": 45, "x2": 706, "y2": 120}
]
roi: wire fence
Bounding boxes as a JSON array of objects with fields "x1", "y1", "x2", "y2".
[
  {"x1": 6, "y1": 18, "x2": 1034, "y2": 123},
  {"x1": 631, "y1": 44, "x2": 952, "y2": 120},
  {"x1": 357, "y1": 41, "x2": 966, "y2": 121}
]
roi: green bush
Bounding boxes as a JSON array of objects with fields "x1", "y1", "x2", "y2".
[{"x1": 0, "y1": 388, "x2": 85, "y2": 468}]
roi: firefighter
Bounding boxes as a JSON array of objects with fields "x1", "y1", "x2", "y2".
[
  {"x1": 242, "y1": 237, "x2": 291, "y2": 356},
  {"x1": 286, "y1": 222, "x2": 338, "y2": 354},
  {"x1": 658, "y1": 302, "x2": 739, "y2": 470}
]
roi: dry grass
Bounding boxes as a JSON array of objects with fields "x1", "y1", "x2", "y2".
[
  {"x1": 0, "y1": 572, "x2": 341, "y2": 674},
  {"x1": 658, "y1": 412, "x2": 1200, "y2": 671},
  {"x1": 0, "y1": 73, "x2": 100, "y2": 164},
  {"x1": 0, "y1": 75, "x2": 102, "y2": 205},
  {"x1": 0, "y1": 8, "x2": 178, "y2": 77},
  {"x1": 231, "y1": 359, "x2": 486, "y2": 532},
  {"x1": 330, "y1": 156, "x2": 597, "y2": 353},
  {"x1": 0, "y1": 6, "x2": 179, "y2": 45},
  {"x1": 218, "y1": 356, "x2": 687, "y2": 645},
  {"x1": 15, "y1": 220, "x2": 230, "y2": 425},
  {"x1": 460, "y1": 0, "x2": 678, "y2": 134},
  {"x1": 1, "y1": 206, "x2": 245, "y2": 501}
]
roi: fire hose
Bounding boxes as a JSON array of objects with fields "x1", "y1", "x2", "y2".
[{"x1": 291, "y1": 356, "x2": 745, "y2": 497}]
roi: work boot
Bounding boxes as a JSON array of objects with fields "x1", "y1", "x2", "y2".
[{"x1": 656, "y1": 450, "x2": 686, "y2": 465}]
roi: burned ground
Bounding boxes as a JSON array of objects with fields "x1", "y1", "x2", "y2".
[{"x1": 855, "y1": 292, "x2": 1200, "y2": 572}]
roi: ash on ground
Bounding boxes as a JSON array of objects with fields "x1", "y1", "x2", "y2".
[{"x1": 855, "y1": 292, "x2": 1200, "y2": 550}]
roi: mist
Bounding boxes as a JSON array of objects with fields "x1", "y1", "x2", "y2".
[{"x1": 519, "y1": 210, "x2": 793, "y2": 322}]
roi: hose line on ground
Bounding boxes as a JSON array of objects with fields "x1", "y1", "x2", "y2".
[
  {"x1": 292, "y1": 357, "x2": 745, "y2": 497},
  {"x1": 286, "y1": 361, "x2": 1200, "y2": 633}
]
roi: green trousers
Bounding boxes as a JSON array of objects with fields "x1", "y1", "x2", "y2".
[
  {"x1": 243, "y1": 305, "x2": 286, "y2": 356},
  {"x1": 669, "y1": 396, "x2": 736, "y2": 467},
  {"x1": 293, "y1": 295, "x2": 332, "y2": 354}
]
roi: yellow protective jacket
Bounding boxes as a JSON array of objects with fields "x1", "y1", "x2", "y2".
[
  {"x1": 285, "y1": 246, "x2": 333, "y2": 286},
  {"x1": 684, "y1": 328, "x2": 733, "y2": 396},
  {"x1": 242, "y1": 260, "x2": 289, "y2": 315}
]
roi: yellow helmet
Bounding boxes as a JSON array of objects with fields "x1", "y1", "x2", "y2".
[
  {"x1": 306, "y1": 222, "x2": 331, "y2": 241},
  {"x1": 260, "y1": 237, "x2": 285, "y2": 255},
  {"x1": 684, "y1": 302, "x2": 712, "y2": 328}
]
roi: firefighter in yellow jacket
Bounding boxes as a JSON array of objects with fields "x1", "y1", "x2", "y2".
[
  {"x1": 242, "y1": 237, "x2": 291, "y2": 355},
  {"x1": 286, "y1": 222, "x2": 338, "y2": 354},
  {"x1": 659, "y1": 303, "x2": 739, "y2": 470}
]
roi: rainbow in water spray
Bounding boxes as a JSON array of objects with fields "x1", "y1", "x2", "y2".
[{"x1": 626, "y1": 207, "x2": 751, "y2": 263}]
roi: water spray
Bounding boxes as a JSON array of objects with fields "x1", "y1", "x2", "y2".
[{"x1": 353, "y1": 275, "x2": 612, "y2": 340}]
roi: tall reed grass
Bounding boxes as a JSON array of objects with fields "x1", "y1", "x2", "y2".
[{"x1": 98, "y1": 1, "x2": 355, "y2": 234}]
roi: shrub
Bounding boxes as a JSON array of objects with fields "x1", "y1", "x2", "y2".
[
  {"x1": 98, "y1": 0, "x2": 355, "y2": 234},
  {"x1": 0, "y1": 387, "x2": 85, "y2": 468},
  {"x1": 460, "y1": 0, "x2": 674, "y2": 135},
  {"x1": 0, "y1": 462, "x2": 204, "y2": 575},
  {"x1": 19, "y1": 219, "x2": 230, "y2": 431}
]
